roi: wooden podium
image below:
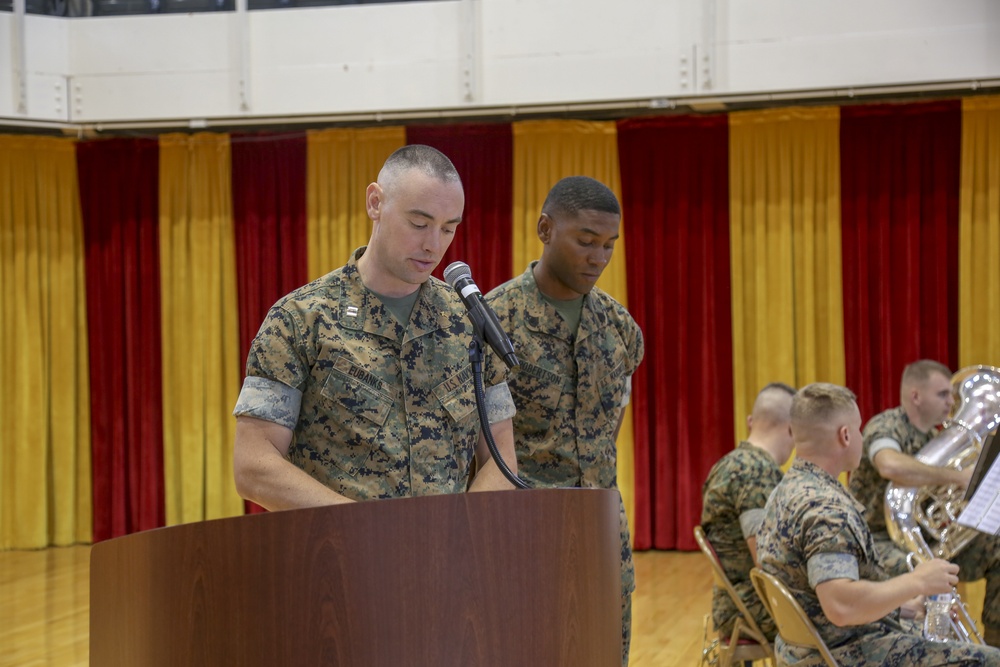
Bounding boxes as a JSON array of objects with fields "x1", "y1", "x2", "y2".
[{"x1": 90, "y1": 488, "x2": 621, "y2": 666}]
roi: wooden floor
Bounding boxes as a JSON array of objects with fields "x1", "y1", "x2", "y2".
[{"x1": 0, "y1": 546, "x2": 713, "y2": 667}]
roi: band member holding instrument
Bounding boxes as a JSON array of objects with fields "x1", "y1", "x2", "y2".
[
  {"x1": 848, "y1": 360, "x2": 1000, "y2": 647},
  {"x1": 701, "y1": 382, "x2": 796, "y2": 642},
  {"x1": 758, "y1": 383, "x2": 1000, "y2": 666}
]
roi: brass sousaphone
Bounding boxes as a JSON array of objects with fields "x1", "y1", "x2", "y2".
[{"x1": 884, "y1": 365, "x2": 1000, "y2": 642}]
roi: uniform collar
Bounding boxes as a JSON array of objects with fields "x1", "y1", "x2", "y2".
[
  {"x1": 519, "y1": 261, "x2": 603, "y2": 343},
  {"x1": 791, "y1": 458, "x2": 864, "y2": 511},
  {"x1": 338, "y1": 247, "x2": 454, "y2": 341}
]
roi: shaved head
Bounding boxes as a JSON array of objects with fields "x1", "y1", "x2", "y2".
[
  {"x1": 746, "y1": 382, "x2": 796, "y2": 465},
  {"x1": 750, "y1": 382, "x2": 796, "y2": 428},
  {"x1": 376, "y1": 144, "x2": 461, "y2": 196}
]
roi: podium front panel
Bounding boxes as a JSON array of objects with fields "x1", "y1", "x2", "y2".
[{"x1": 90, "y1": 488, "x2": 621, "y2": 666}]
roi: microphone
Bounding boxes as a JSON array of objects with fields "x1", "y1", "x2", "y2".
[{"x1": 444, "y1": 261, "x2": 519, "y2": 369}]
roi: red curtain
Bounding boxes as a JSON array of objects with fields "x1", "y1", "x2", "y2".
[
  {"x1": 840, "y1": 101, "x2": 961, "y2": 420},
  {"x1": 405, "y1": 124, "x2": 514, "y2": 291},
  {"x1": 617, "y1": 115, "x2": 734, "y2": 551},
  {"x1": 77, "y1": 138, "x2": 165, "y2": 541},
  {"x1": 231, "y1": 132, "x2": 308, "y2": 514},
  {"x1": 231, "y1": 132, "x2": 309, "y2": 372}
]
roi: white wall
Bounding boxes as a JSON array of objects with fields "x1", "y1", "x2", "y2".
[{"x1": 2, "y1": 0, "x2": 998, "y2": 127}]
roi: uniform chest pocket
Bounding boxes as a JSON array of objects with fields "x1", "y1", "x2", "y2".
[
  {"x1": 433, "y1": 369, "x2": 476, "y2": 423},
  {"x1": 598, "y1": 361, "x2": 627, "y2": 412},
  {"x1": 318, "y1": 359, "x2": 394, "y2": 476},
  {"x1": 509, "y1": 362, "x2": 567, "y2": 438},
  {"x1": 593, "y1": 361, "x2": 628, "y2": 431}
]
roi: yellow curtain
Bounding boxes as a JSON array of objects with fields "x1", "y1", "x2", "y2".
[
  {"x1": 956, "y1": 96, "x2": 1000, "y2": 626},
  {"x1": 0, "y1": 136, "x2": 91, "y2": 549},
  {"x1": 511, "y1": 120, "x2": 638, "y2": 534},
  {"x1": 959, "y1": 96, "x2": 1000, "y2": 368},
  {"x1": 306, "y1": 127, "x2": 406, "y2": 280},
  {"x1": 729, "y1": 107, "x2": 846, "y2": 456},
  {"x1": 159, "y1": 133, "x2": 244, "y2": 526}
]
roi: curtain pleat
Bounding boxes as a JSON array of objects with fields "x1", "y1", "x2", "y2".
[
  {"x1": 0, "y1": 136, "x2": 91, "y2": 549},
  {"x1": 406, "y1": 123, "x2": 514, "y2": 292},
  {"x1": 729, "y1": 107, "x2": 846, "y2": 439},
  {"x1": 231, "y1": 132, "x2": 308, "y2": 376},
  {"x1": 231, "y1": 132, "x2": 308, "y2": 514},
  {"x1": 510, "y1": 120, "x2": 638, "y2": 538},
  {"x1": 959, "y1": 96, "x2": 1000, "y2": 367},
  {"x1": 841, "y1": 101, "x2": 961, "y2": 419},
  {"x1": 617, "y1": 115, "x2": 733, "y2": 551},
  {"x1": 306, "y1": 127, "x2": 406, "y2": 280},
  {"x1": 78, "y1": 138, "x2": 165, "y2": 541},
  {"x1": 159, "y1": 133, "x2": 244, "y2": 526}
]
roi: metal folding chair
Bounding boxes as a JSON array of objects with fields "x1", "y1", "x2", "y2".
[
  {"x1": 694, "y1": 525, "x2": 774, "y2": 666},
  {"x1": 749, "y1": 567, "x2": 839, "y2": 667}
]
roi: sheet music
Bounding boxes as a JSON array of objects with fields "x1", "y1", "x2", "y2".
[{"x1": 957, "y1": 453, "x2": 1000, "y2": 534}]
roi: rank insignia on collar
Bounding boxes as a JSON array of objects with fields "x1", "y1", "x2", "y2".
[{"x1": 346, "y1": 306, "x2": 359, "y2": 317}]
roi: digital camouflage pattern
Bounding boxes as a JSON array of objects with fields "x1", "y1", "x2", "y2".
[
  {"x1": 850, "y1": 406, "x2": 1000, "y2": 632},
  {"x1": 486, "y1": 264, "x2": 643, "y2": 666},
  {"x1": 234, "y1": 248, "x2": 513, "y2": 500},
  {"x1": 701, "y1": 441, "x2": 782, "y2": 640},
  {"x1": 849, "y1": 406, "x2": 936, "y2": 535},
  {"x1": 759, "y1": 459, "x2": 1000, "y2": 666}
]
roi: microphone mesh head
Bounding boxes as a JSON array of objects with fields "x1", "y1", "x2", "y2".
[{"x1": 443, "y1": 261, "x2": 471, "y2": 288}]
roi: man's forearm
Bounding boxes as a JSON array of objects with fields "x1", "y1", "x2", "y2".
[{"x1": 470, "y1": 419, "x2": 518, "y2": 491}]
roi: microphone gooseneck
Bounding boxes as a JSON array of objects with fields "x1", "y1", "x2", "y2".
[
  {"x1": 445, "y1": 261, "x2": 529, "y2": 489},
  {"x1": 444, "y1": 261, "x2": 519, "y2": 369}
]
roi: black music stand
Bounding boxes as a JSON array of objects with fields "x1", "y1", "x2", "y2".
[{"x1": 957, "y1": 430, "x2": 1000, "y2": 535}]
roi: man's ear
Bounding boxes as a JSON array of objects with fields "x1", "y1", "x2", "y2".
[
  {"x1": 366, "y1": 182, "x2": 382, "y2": 220},
  {"x1": 537, "y1": 213, "x2": 553, "y2": 243},
  {"x1": 837, "y1": 424, "x2": 850, "y2": 448}
]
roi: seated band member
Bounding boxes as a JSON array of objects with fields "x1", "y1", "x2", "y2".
[
  {"x1": 848, "y1": 359, "x2": 1000, "y2": 647},
  {"x1": 758, "y1": 383, "x2": 1000, "y2": 667},
  {"x1": 701, "y1": 382, "x2": 795, "y2": 641}
]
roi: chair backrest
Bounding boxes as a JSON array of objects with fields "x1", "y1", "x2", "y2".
[
  {"x1": 750, "y1": 567, "x2": 839, "y2": 667},
  {"x1": 692, "y1": 525, "x2": 769, "y2": 643}
]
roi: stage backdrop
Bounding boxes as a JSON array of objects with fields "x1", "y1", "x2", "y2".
[{"x1": 2, "y1": 96, "x2": 1000, "y2": 551}]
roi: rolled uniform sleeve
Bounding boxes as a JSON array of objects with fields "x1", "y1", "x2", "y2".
[
  {"x1": 739, "y1": 508, "x2": 766, "y2": 540},
  {"x1": 484, "y1": 381, "x2": 516, "y2": 424},
  {"x1": 233, "y1": 376, "x2": 303, "y2": 429},
  {"x1": 233, "y1": 303, "x2": 311, "y2": 429},
  {"x1": 808, "y1": 553, "x2": 861, "y2": 588},
  {"x1": 801, "y1": 497, "x2": 866, "y2": 590},
  {"x1": 868, "y1": 436, "x2": 902, "y2": 461}
]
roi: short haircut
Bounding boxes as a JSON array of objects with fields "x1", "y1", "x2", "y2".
[
  {"x1": 379, "y1": 144, "x2": 461, "y2": 187},
  {"x1": 901, "y1": 359, "x2": 952, "y2": 388},
  {"x1": 791, "y1": 383, "x2": 858, "y2": 430},
  {"x1": 541, "y1": 176, "x2": 621, "y2": 219},
  {"x1": 759, "y1": 382, "x2": 796, "y2": 397},
  {"x1": 751, "y1": 382, "x2": 796, "y2": 426}
]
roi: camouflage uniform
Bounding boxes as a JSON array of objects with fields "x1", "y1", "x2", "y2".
[
  {"x1": 701, "y1": 441, "x2": 782, "y2": 640},
  {"x1": 233, "y1": 248, "x2": 514, "y2": 500},
  {"x1": 486, "y1": 264, "x2": 644, "y2": 667},
  {"x1": 759, "y1": 459, "x2": 1000, "y2": 666},
  {"x1": 849, "y1": 407, "x2": 1000, "y2": 633}
]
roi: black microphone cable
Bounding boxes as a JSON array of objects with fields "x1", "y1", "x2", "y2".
[{"x1": 468, "y1": 337, "x2": 530, "y2": 490}]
